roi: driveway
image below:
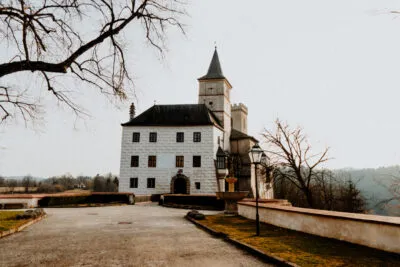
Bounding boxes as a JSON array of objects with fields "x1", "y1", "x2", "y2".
[{"x1": 0, "y1": 203, "x2": 271, "y2": 266}]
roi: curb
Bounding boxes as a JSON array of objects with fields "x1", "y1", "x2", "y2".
[
  {"x1": 185, "y1": 216, "x2": 299, "y2": 267},
  {"x1": 0, "y1": 214, "x2": 46, "y2": 239}
]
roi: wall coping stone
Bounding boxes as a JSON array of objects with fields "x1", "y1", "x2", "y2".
[{"x1": 238, "y1": 201, "x2": 400, "y2": 226}]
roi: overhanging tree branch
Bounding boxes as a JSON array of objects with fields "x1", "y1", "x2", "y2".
[{"x1": 0, "y1": 0, "x2": 186, "y2": 124}]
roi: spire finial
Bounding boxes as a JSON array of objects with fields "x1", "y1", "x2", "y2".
[
  {"x1": 154, "y1": 100, "x2": 156, "y2": 106},
  {"x1": 214, "y1": 41, "x2": 217, "y2": 50}
]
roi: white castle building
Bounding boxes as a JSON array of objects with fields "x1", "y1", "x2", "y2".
[{"x1": 119, "y1": 49, "x2": 273, "y2": 199}]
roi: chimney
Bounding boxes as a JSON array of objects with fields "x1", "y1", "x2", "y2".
[{"x1": 129, "y1": 103, "x2": 135, "y2": 120}]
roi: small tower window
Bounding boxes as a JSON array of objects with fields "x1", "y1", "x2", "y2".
[{"x1": 209, "y1": 101, "x2": 213, "y2": 106}]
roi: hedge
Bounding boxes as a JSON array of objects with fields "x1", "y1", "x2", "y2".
[
  {"x1": 162, "y1": 195, "x2": 224, "y2": 210},
  {"x1": 38, "y1": 193, "x2": 133, "y2": 207}
]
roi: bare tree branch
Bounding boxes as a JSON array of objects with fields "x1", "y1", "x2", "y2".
[
  {"x1": 262, "y1": 119, "x2": 330, "y2": 208},
  {"x1": 0, "y1": 0, "x2": 187, "y2": 125}
]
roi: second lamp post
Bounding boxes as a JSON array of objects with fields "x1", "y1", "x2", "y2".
[{"x1": 249, "y1": 143, "x2": 267, "y2": 236}]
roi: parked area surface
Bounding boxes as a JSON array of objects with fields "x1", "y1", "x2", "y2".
[
  {"x1": 200, "y1": 214, "x2": 400, "y2": 267},
  {"x1": 0, "y1": 203, "x2": 271, "y2": 267}
]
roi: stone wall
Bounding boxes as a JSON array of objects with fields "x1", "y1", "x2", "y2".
[
  {"x1": 0, "y1": 197, "x2": 40, "y2": 208},
  {"x1": 119, "y1": 125, "x2": 223, "y2": 195},
  {"x1": 238, "y1": 201, "x2": 400, "y2": 254}
]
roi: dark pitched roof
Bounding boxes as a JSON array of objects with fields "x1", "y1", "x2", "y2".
[
  {"x1": 198, "y1": 48, "x2": 226, "y2": 80},
  {"x1": 230, "y1": 129, "x2": 258, "y2": 142},
  {"x1": 121, "y1": 104, "x2": 223, "y2": 128},
  {"x1": 216, "y1": 146, "x2": 226, "y2": 157}
]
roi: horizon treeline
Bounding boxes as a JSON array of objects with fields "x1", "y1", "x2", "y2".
[{"x1": 0, "y1": 173, "x2": 119, "y2": 193}]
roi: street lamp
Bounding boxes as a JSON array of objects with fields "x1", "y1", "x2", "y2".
[
  {"x1": 261, "y1": 152, "x2": 267, "y2": 167},
  {"x1": 249, "y1": 143, "x2": 263, "y2": 236}
]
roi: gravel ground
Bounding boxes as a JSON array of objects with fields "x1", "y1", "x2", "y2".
[{"x1": 0, "y1": 203, "x2": 272, "y2": 267}]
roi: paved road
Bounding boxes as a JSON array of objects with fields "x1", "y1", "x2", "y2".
[{"x1": 0, "y1": 203, "x2": 271, "y2": 267}]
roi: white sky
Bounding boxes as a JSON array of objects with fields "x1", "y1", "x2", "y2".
[{"x1": 2, "y1": 0, "x2": 400, "y2": 177}]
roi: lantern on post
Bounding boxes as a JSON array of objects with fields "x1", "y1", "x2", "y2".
[
  {"x1": 249, "y1": 143, "x2": 263, "y2": 236},
  {"x1": 216, "y1": 146, "x2": 228, "y2": 191}
]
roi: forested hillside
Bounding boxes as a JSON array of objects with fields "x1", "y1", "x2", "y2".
[{"x1": 335, "y1": 166, "x2": 400, "y2": 216}]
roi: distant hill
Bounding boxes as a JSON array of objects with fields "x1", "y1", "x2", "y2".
[{"x1": 334, "y1": 166, "x2": 400, "y2": 216}]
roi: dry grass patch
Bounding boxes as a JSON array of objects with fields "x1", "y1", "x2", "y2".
[
  {"x1": 201, "y1": 214, "x2": 400, "y2": 267},
  {"x1": 0, "y1": 211, "x2": 30, "y2": 232}
]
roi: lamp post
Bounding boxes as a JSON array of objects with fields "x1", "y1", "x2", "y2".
[{"x1": 249, "y1": 143, "x2": 263, "y2": 236}]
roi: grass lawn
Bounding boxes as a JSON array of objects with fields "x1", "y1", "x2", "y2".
[
  {"x1": 201, "y1": 214, "x2": 400, "y2": 267},
  {"x1": 0, "y1": 211, "x2": 30, "y2": 232}
]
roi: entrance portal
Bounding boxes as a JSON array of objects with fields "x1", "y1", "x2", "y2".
[
  {"x1": 174, "y1": 178, "x2": 187, "y2": 194},
  {"x1": 170, "y1": 174, "x2": 190, "y2": 194}
]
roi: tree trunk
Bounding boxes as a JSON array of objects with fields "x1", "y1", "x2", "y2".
[{"x1": 305, "y1": 189, "x2": 314, "y2": 208}]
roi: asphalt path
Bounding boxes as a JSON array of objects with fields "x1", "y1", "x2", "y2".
[{"x1": 0, "y1": 203, "x2": 272, "y2": 267}]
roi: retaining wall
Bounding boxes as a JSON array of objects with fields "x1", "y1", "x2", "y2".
[{"x1": 238, "y1": 201, "x2": 400, "y2": 254}]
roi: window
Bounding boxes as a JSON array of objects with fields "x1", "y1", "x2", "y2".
[
  {"x1": 193, "y1": 156, "x2": 201, "y2": 167},
  {"x1": 176, "y1": 132, "x2": 184, "y2": 142},
  {"x1": 130, "y1": 156, "x2": 139, "y2": 167},
  {"x1": 176, "y1": 156, "x2": 184, "y2": 167},
  {"x1": 195, "y1": 182, "x2": 201, "y2": 190},
  {"x1": 130, "y1": 178, "x2": 138, "y2": 188},
  {"x1": 216, "y1": 156, "x2": 226, "y2": 169},
  {"x1": 147, "y1": 178, "x2": 155, "y2": 188},
  {"x1": 148, "y1": 156, "x2": 156, "y2": 167},
  {"x1": 149, "y1": 132, "x2": 157, "y2": 142},
  {"x1": 132, "y1": 132, "x2": 140, "y2": 142},
  {"x1": 193, "y1": 132, "x2": 201, "y2": 142}
]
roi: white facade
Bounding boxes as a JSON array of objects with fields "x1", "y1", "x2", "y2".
[{"x1": 119, "y1": 125, "x2": 224, "y2": 194}]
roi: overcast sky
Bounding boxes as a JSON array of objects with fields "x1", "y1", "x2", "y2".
[{"x1": 2, "y1": 0, "x2": 400, "y2": 177}]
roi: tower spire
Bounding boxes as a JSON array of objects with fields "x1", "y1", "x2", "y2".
[{"x1": 198, "y1": 47, "x2": 225, "y2": 80}]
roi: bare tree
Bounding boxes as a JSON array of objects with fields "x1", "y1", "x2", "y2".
[
  {"x1": 22, "y1": 174, "x2": 34, "y2": 192},
  {"x1": 6, "y1": 178, "x2": 18, "y2": 193},
  {"x1": 0, "y1": 0, "x2": 186, "y2": 124},
  {"x1": 262, "y1": 119, "x2": 330, "y2": 208},
  {"x1": 376, "y1": 175, "x2": 400, "y2": 216}
]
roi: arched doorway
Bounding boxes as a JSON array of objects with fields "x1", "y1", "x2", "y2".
[
  {"x1": 174, "y1": 177, "x2": 187, "y2": 194},
  {"x1": 170, "y1": 174, "x2": 190, "y2": 194}
]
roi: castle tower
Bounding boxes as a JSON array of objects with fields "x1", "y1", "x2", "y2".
[
  {"x1": 198, "y1": 48, "x2": 232, "y2": 150},
  {"x1": 231, "y1": 103, "x2": 248, "y2": 134}
]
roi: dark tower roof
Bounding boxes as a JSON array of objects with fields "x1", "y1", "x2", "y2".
[
  {"x1": 198, "y1": 48, "x2": 226, "y2": 80},
  {"x1": 121, "y1": 104, "x2": 222, "y2": 128}
]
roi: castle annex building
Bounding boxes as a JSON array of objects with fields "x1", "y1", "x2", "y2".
[{"x1": 119, "y1": 49, "x2": 272, "y2": 198}]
